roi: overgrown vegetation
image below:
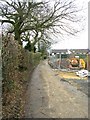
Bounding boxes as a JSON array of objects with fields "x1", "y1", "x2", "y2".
[{"x1": 2, "y1": 35, "x2": 41, "y2": 118}]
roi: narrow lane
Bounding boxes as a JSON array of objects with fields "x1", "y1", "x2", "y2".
[
  {"x1": 24, "y1": 60, "x2": 88, "y2": 118},
  {"x1": 24, "y1": 61, "x2": 50, "y2": 118}
]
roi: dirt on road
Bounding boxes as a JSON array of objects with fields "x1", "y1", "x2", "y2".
[{"x1": 24, "y1": 60, "x2": 88, "y2": 118}]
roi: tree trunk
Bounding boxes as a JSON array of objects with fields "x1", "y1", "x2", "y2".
[
  {"x1": 14, "y1": 29, "x2": 22, "y2": 45},
  {"x1": 38, "y1": 42, "x2": 41, "y2": 52}
]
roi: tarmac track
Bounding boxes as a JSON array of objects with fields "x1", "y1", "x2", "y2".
[{"x1": 24, "y1": 60, "x2": 88, "y2": 118}]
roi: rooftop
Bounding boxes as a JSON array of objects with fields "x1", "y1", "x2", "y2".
[{"x1": 51, "y1": 49, "x2": 89, "y2": 54}]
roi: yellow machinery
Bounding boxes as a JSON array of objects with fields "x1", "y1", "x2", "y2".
[
  {"x1": 69, "y1": 58, "x2": 86, "y2": 69},
  {"x1": 79, "y1": 59, "x2": 85, "y2": 69}
]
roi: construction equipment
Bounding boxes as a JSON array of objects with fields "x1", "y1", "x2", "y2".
[
  {"x1": 79, "y1": 59, "x2": 85, "y2": 69},
  {"x1": 69, "y1": 57, "x2": 86, "y2": 69}
]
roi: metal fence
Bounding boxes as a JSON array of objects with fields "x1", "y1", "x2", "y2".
[{"x1": 48, "y1": 53, "x2": 88, "y2": 70}]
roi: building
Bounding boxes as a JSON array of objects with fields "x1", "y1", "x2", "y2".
[
  {"x1": 51, "y1": 49, "x2": 89, "y2": 55},
  {"x1": 49, "y1": 49, "x2": 89, "y2": 69}
]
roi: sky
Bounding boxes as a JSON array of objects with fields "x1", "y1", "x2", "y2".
[
  {"x1": 0, "y1": 0, "x2": 89, "y2": 49},
  {"x1": 51, "y1": 0, "x2": 89, "y2": 49}
]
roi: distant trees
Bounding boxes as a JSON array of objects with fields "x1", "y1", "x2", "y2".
[{"x1": 0, "y1": 0, "x2": 83, "y2": 52}]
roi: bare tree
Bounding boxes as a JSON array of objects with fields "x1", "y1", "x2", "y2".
[
  {"x1": 0, "y1": 0, "x2": 44, "y2": 45},
  {"x1": 0, "y1": 0, "x2": 83, "y2": 49}
]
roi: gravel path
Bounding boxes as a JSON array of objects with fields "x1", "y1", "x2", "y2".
[{"x1": 24, "y1": 60, "x2": 88, "y2": 118}]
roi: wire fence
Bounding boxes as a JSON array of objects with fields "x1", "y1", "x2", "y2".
[{"x1": 48, "y1": 54, "x2": 88, "y2": 71}]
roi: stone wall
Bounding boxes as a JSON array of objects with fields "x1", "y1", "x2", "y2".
[{"x1": 2, "y1": 35, "x2": 41, "y2": 118}]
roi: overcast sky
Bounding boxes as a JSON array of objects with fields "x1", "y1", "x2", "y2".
[
  {"x1": 0, "y1": 0, "x2": 89, "y2": 49},
  {"x1": 51, "y1": 0, "x2": 89, "y2": 49}
]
